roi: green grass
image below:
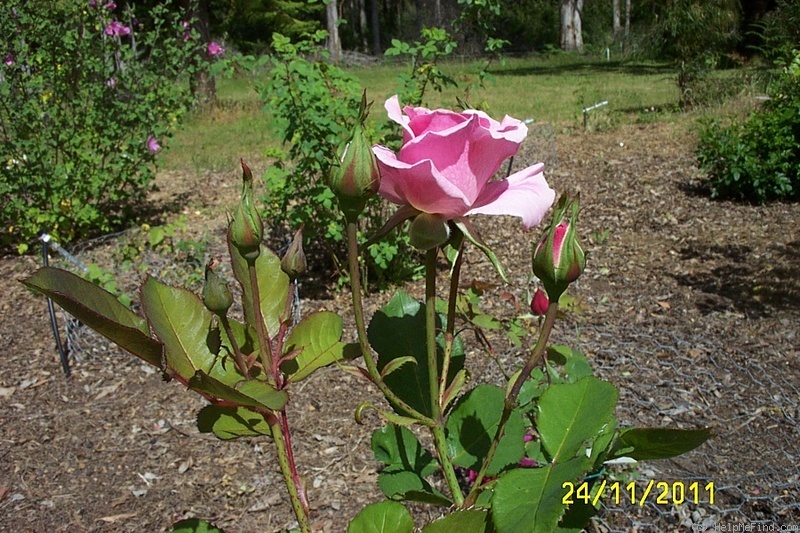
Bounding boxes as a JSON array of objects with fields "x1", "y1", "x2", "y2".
[{"x1": 164, "y1": 54, "x2": 682, "y2": 171}]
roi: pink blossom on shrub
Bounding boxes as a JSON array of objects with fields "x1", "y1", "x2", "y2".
[
  {"x1": 147, "y1": 136, "x2": 160, "y2": 153},
  {"x1": 104, "y1": 20, "x2": 130, "y2": 37},
  {"x1": 207, "y1": 41, "x2": 224, "y2": 56},
  {"x1": 106, "y1": 77, "x2": 116, "y2": 89},
  {"x1": 3, "y1": 53, "x2": 13, "y2": 67},
  {"x1": 373, "y1": 95, "x2": 555, "y2": 229},
  {"x1": 104, "y1": 1, "x2": 116, "y2": 10}
]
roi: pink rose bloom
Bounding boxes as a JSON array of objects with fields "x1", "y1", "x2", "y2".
[
  {"x1": 104, "y1": 20, "x2": 131, "y2": 37},
  {"x1": 146, "y1": 136, "x2": 160, "y2": 153},
  {"x1": 207, "y1": 41, "x2": 224, "y2": 56},
  {"x1": 373, "y1": 96, "x2": 555, "y2": 229}
]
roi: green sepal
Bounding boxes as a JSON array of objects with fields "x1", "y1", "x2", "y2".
[
  {"x1": 454, "y1": 218, "x2": 508, "y2": 283},
  {"x1": 355, "y1": 403, "x2": 419, "y2": 427}
]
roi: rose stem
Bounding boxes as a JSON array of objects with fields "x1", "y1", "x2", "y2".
[
  {"x1": 463, "y1": 300, "x2": 560, "y2": 507},
  {"x1": 268, "y1": 411, "x2": 311, "y2": 533},
  {"x1": 426, "y1": 248, "x2": 464, "y2": 506},
  {"x1": 345, "y1": 220, "x2": 434, "y2": 426},
  {"x1": 439, "y1": 238, "x2": 465, "y2": 405}
]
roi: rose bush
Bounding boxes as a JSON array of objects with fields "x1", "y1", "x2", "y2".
[{"x1": 373, "y1": 95, "x2": 555, "y2": 229}]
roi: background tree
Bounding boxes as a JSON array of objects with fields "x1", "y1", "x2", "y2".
[{"x1": 560, "y1": 0, "x2": 585, "y2": 51}]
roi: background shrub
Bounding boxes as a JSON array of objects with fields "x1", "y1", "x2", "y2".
[
  {"x1": 0, "y1": 0, "x2": 202, "y2": 253},
  {"x1": 257, "y1": 31, "x2": 424, "y2": 286},
  {"x1": 697, "y1": 52, "x2": 800, "y2": 203}
]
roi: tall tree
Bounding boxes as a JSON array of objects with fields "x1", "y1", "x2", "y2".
[
  {"x1": 560, "y1": 0, "x2": 584, "y2": 51},
  {"x1": 370, "y1": 0, "x2": 380, "y2": 54},
  {"x1": 613, "y1": 0, "x2": 621, "y2": 37},
  {"x1": 326, "y1": 0, "x2": 341, "y2": 63}
]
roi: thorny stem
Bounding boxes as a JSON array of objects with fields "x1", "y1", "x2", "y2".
[
  {"x1": 463, "y1": 301, "x2": 560, "y2": 508},
  {"x1": 269, "y1": 410, "x2": 311, "y2": 533},
  {"x1": 425, "y1": 248, "x2": 464, "y2": 507},
  {"x1": 439, "y1": 238, "x2": 465, "y2": 406},
  {"x1": 345, "y1": 220, "x2": 435, "y2": 426}
]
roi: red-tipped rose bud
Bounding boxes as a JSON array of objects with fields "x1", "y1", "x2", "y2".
[
  {"x1": 529, "y1": 288, "x2": 549, "y2": 316},
  {"x1": 230, "y1": 160, "x2": 263, "y2": 261},
  {"x1": 532, "y1": 193, "x2": 585, "y2": 301},
  {"x1": 281, "y1": 227, "x2": 307, "y2": 281},
  {"x1": 408, "y1": 212, "x2": 450, "y2": 250},
  {"x1": 202, "y1": 260, "x2": 233, "y2": 315},
  {"x1": 329, "y1": 91, "x2": 381, "y2": 221}
]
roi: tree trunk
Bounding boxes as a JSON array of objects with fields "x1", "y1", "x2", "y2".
[
  {"x1": 625, "y1": 0, "x2": 631, "y2": 40},
  {"x1": 370, "y1": 0, "x2": 381, "y2": 55},
  {"x1": 181, "y1": 0, "x2": 216, "y2": 106},
  {"x1": 327, "y1": 0, "x2": 341, "y2": 64},
  {"x1": 613, "y1": 0, "x2": 621, "y2": 38},
  {"x1": 359, "y1": 0, "x2": 368, "y2": 52},
  {"x1": 560, "y1": 0, "x2": 584, "y2": 52}
]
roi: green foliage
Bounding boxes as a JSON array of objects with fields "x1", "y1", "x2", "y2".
[
  {"x1": 752, "y1": 0, "x2": 800, "y2": 64},
  {"x1": 170, "y1": 518, "x2": 225, "y2": 533},
  {"x1": 697, "y1": 56, "x2": 800, "y2": 202},
  {"x1": 197, "y1": 405, "x2": 272, "y2": 440},
  {"x1": 385, "y1": 28, "x2": 458, "y2": 108},
  {"x1": 446, "y1": 385, "x2": 526, "y2": 476},
  {"x1": 367, "y1": 290, "x2": 464, "y2": 417},
  {"x1": 214, "y1": 0, "x2": 322, "y2": 54},
  {"x1": 257, "y1": 31, "x2": 418, "y2": 285},
  {"x1": 0, "y1": 0, "x2": 203, "y2": 253},
  {"x1": 347, "y1": 501, "x2": 415, "y2": 533}
]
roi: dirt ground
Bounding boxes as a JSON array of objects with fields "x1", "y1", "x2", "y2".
[{"x1": 1, "y1": 120, "x2": 798, "y2": 532}]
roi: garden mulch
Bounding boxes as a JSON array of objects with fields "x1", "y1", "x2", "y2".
[{"x1": 1, "y1": 120, "x2": 798, "y2": 532}]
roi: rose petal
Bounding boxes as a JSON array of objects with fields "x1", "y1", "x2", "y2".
[
  {"x1": 374, "y1": 145, "x2": 472, "y2": 217},
  {"x1": 400, "y1": 114, "x2": 521, "y2": 202},
  {"x1": 468, "y1": 163, "x2": 555, "y2": 229}
]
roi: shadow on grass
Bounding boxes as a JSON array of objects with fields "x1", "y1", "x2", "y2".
[
  {"x1": 492, "y1": 59, "x2": 675, "y2": 78},
  {"x1": 672, "y1": 240, "x2": 800, "y2": 317}
]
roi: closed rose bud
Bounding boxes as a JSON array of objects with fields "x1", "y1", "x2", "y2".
[
  {"x1": 329, "y1": 91, "x2": 381, "y2": 221},
  {"x1": 229, "y1": 160, "x2": 263, "y2": 261},
  {"x1": 202, "y1": 261, "x2": 233, "y2": 315},
  {"x1": 529, "y1": 288, "x2": 549, "y2": 316},
  {"x1": 532, "y1": 193, "x2": 585, "y2": 301},
  {"x1": 281, "y1": 227, "x2": 307, "y2": 280}
]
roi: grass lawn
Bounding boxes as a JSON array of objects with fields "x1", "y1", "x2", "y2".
[{"x1": 163, "y1": 53, "x2": 680, "y2": 171}]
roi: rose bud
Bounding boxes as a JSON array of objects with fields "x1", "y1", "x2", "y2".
[
  {"x1": 529, "y1": 288, "x2": 549, "y2": 316},
  {"x1": 329, "y1": 91, "x2": 381, "y2": 221},
  {"x1": 408, "y1": 213, "x2": 450, "y2": 250},
  {"x1": 230, "y1": 160, "x2": 263, "y2": 261},
  {"x1": 202, "y1": 261, "x2": 233, "y2": 315},
  {"x1": 281, "y1": 227, "x2": 307, "y2": 280},
  {"x1": 532, "y1": 193, "x2": 585, "y2": 301}
]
